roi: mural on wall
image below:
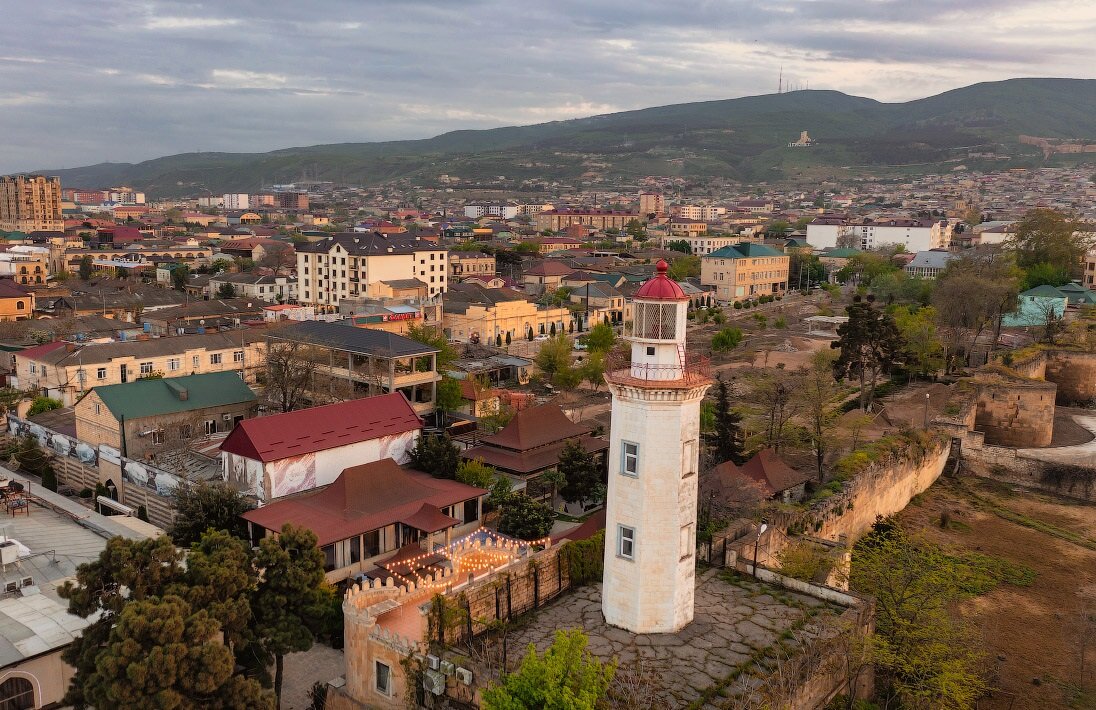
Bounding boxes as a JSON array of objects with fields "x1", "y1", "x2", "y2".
[
  {"x1": 121, "y1": 458, "x2": 182, "y2": 497},
  {"x1": 8, "y1": 416, "x2": 99, "y2": 466},
  {"x1": 269, "y1": 452, "x2": 317, "y2": 499}
]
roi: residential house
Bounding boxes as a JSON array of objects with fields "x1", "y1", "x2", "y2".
[
  {"x1": 141, "y1": 298, "x2": 267, "y2": 336},
  {"x1": 461, "y1": 403, "x2": 608, "y2": 501},
  {"x1": 241, "y1": 459, "x2": 486, "y2": 583},
  {"x1": 904, "y1": 250, "x2": 957, "y2": 279},
  {"x1": 1084, "y1": 249, "x2": 1096, "y2": 289},
  {"x1": 449, "y1": 251, "x2": 496, "y2": 280},
  {"x1": 521, "y1": 260, "x2": 573, "y2": 294},
  {"x1": 12, "y1": 331, "x2": 266, "y2": 405},
  {"x1": 266, "y1": 321, "x2": 442, "y2": 415},
  {"x1": 207, "y1": 272, "x2": 298, "y2": 303},
  {"x1": 0, "y1": 245, "x2": 50, "y2": 284},
  {"x1": 0, "y1": 279, "x2": 34, "y2": 321},
  {"x1": 566, "y1": 282, "x2": 628, "y2": 324},
  {"x1": 535, "y1": 208, "x2": 639, "y2": 232},
  {"x1": 221, "y1": 392, "x2": 421, "y2": 502},
  {"x1": 74, "y1": 371, "x2": 257, "y2": 459},
  {"x1": 668, "y1": 217, "x2": 708, "y2": 238},
  {"x1": 703, "y1": 449, "x2": 812, "y2": 506},
  {"x1": 701, "y1": 243, "x2": 790, "y2": 302},
  {"x1": 677, "y1": 234, "x2": 737, "y2": 256},
  {"x1": 806, "y1": 217, "x2": 952, "y2": 252},
  {"x1": 1002, "y1": 285, "x2": 1069, "y2": 327}
]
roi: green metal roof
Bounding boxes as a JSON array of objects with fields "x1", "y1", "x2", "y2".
[
  {"x1": 823, "y1": 248, "x2": 861, "y2": 258},
  {"x1": 92, "y1": 371, "x2": 256, "y2": 421},
  {"x1": 1020, "y1": 284, "x2": 1068, "y2": 299},
  {"x1": 706, "y1": 242, "x2": 785, "y2": 259}
]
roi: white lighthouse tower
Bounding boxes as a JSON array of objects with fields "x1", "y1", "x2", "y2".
[{"x1": 602, "y1": 260, "x2": 712, "y2": 633}]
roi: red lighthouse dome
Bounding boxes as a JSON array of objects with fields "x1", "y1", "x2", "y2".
[{"x1": 635, "y1": 259, "x2": 687, "y2": 300}]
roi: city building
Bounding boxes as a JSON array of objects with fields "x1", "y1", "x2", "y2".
[
  {"x1": 265, "y1": 321, "x2": 442, "y2": 415},
  {"x1": 701, "y1": 243, "x2": 790, "y2": 302},
  {"x1": 678, "y1": 234, "x2": 738, "y2": 256},
  {"x1": 521, "y1": 260, "x2": 573, "y2": 293},
  {"x1": 274, "y1": 191, "x2": 309, "y2": 211},
  {"x1": 463, "y1": 204, "x2": 518, "y2": 219},
  {"x1": 241, "y1": 458, "x2": 486, "y2": 583},
  {"x1": 904, "y1": 250, "x2": 958, "y2": 279},
  {"x1": 221, "y1": 392, "x2": 421, "y2": 503},
  {"x1": 74, "y1": 371, "x2": 257, "y2": 459},
  {"x1": 11, "y1": 332, "x2": 266, "y2": 405},
  {"x1": 806, "y1": 217, "x2": 952, "y2": 251},
  {"x1": 602, "y1": 259, "x2": 712, "y2": 633},
  {"x1": 1084, "y1": 249, "x2": 1096, "y2": 288},
  {"x1": 207, "y1": 273, "x2": 298, "y2": 303},
  {"x1": 223, "y1": 193, "x2": 250, "y2": 210},
  {"x1": 535, "y1": 208, "x2": 639, "y2": 232},
  {"x1": 0, "y1": 175, "x2": 63, "y2": 232},
  {"x1": 296, "y1": 232, "x2": 448, "y2": 307},
  {"x1": 443, "y1": 285, "x2": 575, "y2": 343},
  {"x1": 448, "y1": 251, "x2": 496, "y2": 280},
  {"x1": 1002, "y1": 285, "x2": 1069, "y2": 327},
  {"x1": 638, "y1": 192, "x2": 664, "y2": 217},
  {"x1": 0, "y1": 279, "x2": 34, "y2": 321},
  {"x1": 670, "y1": 204, "x2": 725, "y2": 221},
  {"x1": 668, "y1": 217, "x2": 708, "y2": 238},
  {"x1": 704, "y1": 449, "x2": 811, "y2": 505},
  {"x1": 0, "y1": 245, "x2": 50, "y2": 284},
  {"x1": 733, "y1": 199, "x2": 775, "y2": 213}
]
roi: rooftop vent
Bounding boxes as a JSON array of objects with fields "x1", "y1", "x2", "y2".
[{"x1": 165, "y1": 380, "x2": 188, "y2": 401}]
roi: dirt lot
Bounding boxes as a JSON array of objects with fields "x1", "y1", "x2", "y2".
[{"x1": 897, "y1": 475, "x2": 1096, "y2": 709}]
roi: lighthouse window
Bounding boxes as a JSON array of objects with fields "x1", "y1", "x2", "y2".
[
  {"x1": 646, "y1": 346, "x2": 655, "y2": 356},
  {"x1": 617, "y1": 525, "x2": 635, "y2": 560},
  {"x1": 622, "y1": 442, "x2": 639, "y2": 476}
]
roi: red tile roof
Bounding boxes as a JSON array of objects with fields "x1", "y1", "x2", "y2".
[
  {"x1": 219, "y1": 393, "x2": 421, "y2": 463},
  {"x1": 523, "y1": 261, "x2": 575, "y2": 276},
  {"x1": 708, "y1": 449, "x2": 811, "y2": 499},
  {"x1": 13, "y1": 340, "x2": 67, "y2": 360},
  {"x1": 241, "y1": 459, "x2": 484, "y2": 545},
  {"x1": 477, "y1": 403, "x2": 590, "y2": 451}
]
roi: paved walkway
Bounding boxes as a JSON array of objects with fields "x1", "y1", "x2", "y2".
[
  {"x1": 1019, "y1": 414, "x2": 1096, "y2": 467},
  {"x1": 279, "y1": 644, "x2": 344, "y2": 710},
  {"x1": 502, "y1": 572, "x2": 841, "y2": 709}
]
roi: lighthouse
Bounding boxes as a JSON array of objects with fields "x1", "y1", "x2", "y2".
[{"x1": 602, "y1": 260, "x2": 712, "y2": 633}]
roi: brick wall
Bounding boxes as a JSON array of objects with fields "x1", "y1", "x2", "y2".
[
  {"x1": 973, "y1": 381, "x2": 1056, "y2": 447},
  {"x1": 1045, "y1": 350, "x2": 1096, "y2": 405}
]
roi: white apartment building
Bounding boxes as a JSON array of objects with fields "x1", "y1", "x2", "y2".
[
  {"x1": 463, "y1": 204, "x2": 519, "y2": 219},
  {"x1": 671, "y1": 204, "x2": 727, "y2": 221},
  {"x1": 806, "y1": 217, "x2": 952, "y2": 252},
  {"x1": 681, "y1": 234, "x2": 739, "y2": 256},
  {"x1": 296, "y1": 232, "x2": 447, "y2": 307},
  {"x1": 223, "y1": 193, "x2": 250, "y2": 210}
]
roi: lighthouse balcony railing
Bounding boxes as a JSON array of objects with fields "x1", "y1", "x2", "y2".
[{"x1": 603, "y1": 351, "x2": 711, "y2": 388}]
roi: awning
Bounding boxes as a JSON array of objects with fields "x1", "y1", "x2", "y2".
[{"x1": 399, "y1": 503, "x2": 460, "y2": 534}]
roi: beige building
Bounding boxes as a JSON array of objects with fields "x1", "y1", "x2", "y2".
[
  {"x1": 638, "y1": 192, "x2": 664, "y2": 216},
  {"x1": 0, "y1": 245, "x2": 50, "y2": 284},
  {"x1": 0, "y1": 174, "x2": 63, "y2": 232},
  {"x1": 1084, "y1": 249, "x2": 1096, "y2": 288},
  {"x1": 296, "y1": 232, "x2": 447, "y2": 307},
  {"x1": 444, "y1": 289, "x2": 575, "y2": 343},
  {"x1": 701, "y1": 243, "x2": 790, "y2": 302},
  {"x1": 11, "y1": 331, "x2": 266, "y2": 405},
  {"x1": 449, "y1": 251, "x2": 496, "y2": 280},
  {"x1": 0, "y1": 279, "x2": 34, "y2": 321},
  {"x1": 535, "y1": 208, "x2": 638, "y2": 232},
  {"x1": 671, "y1": 204, "x2": 726, "y2": 221}
]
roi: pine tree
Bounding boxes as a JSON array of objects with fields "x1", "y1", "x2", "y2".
[
  {"x1": 557, "y1": 440, "x2": 604, "y2": 505},
  {"x1": 832, "y1": 295, "x2": 904, "y2": 410},
  {"x1": 712, "y1": 376, "x2": 743, "y2": 464}
]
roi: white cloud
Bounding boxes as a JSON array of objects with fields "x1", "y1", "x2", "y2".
[
  {"x1": 208, "y1": 69, "x2": 289, "y2": 89},
  {"x1": 144, "y1": 16, "x2": 241, "y2": 30}
]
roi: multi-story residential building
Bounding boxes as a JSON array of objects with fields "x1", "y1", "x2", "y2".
[
  {"x1": 0, "y1": 175, "x2": 63, "y2": 232},
  {"x1": 105, "y1": 187, "x2": 146, "y2": 205},
  {"x1": 463, "y1": 204, "x2": 518, "y2": 219},
  {"x1": 668, "y1": 217, "x2": 708, "y2": 238},
  {"x1": 676, "y1": 234, "x2": 739, "y2": 256},
  {"x1": 74, "y1": 371, "x2": 257, "y2": 459},
  {"x1": 733, "y1": 198, "x2": 776, "y2": 214},
  {"x1": 639, "y1": 192, "x2": 664, "y2": 217},
  {"x1": 701, "y1": 243, "x2": 790, "y2": 302},
  {"x1": 671, "y1": 204, "x2": 726, "y2": 221},
  {"x1": 274, "y1": 191, "x2": 309, "y2": 211},
  {"x1": 62, "y1": 245, "x2": 213, "y2": 273},
  {"x1": 11, "y1": 332, "x2": 266, "y2": 405},
  {"x1": 806, "y1": 217, "x2": 952, "y2": 252},
  {"x1": 207, "y1": 273, "x2": 298, "y2": 303},
  {"x1": 449, "y1": 251, "x2": 496, "y2": 280},
  {"x1": 535, "y1": 208, "x2": 639, "y2": 232},
  {"x1": 223, "y1": 193, "x2": 250, "y2": 210},
  {"x1": 1084, "y1": 249, "x2": 1096, "y2": 288},
  {"x1": 0, "y1": 245, "x2": 49, "y2": 284},
  {"x1": 296, "y1": 232, "x2": 447, "y2": 307}
]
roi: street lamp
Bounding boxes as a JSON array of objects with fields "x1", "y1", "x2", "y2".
[{"x1": 753, "y1": 519, "x2": 768, "y2": 577}]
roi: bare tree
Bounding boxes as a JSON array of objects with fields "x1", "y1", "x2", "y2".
[
  {"x1": 264, "y1": 340, "x2": 321, "y2": 412},
  {"x1": 258, "y1": 242, "x2": 295, "y2": 276},
  {"x1": 745, "y1": 369, "x2": 803, "y2": 452}
]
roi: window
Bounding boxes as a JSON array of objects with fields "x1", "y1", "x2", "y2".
[
  {"x1": 205, "y1": 419, "x2": 217, "y2": 435},
  {"x1": 40, "y1": 366, "x2": 47, "y2": 376},
  {"x1": 168, "y1": 358, "x2": 180, "y2": 371},
  {"x1": 363, "y1": 529, "x2": 381, "y2": 558},
  {"x1": 151, "y1": 429, "x2": 165, "y2": 444},
  {"x1": 375, "y1": 661, "x2": 392, "y2": 696},
  {"x1": 210, "y1": 353, "x2": 222, "y2": 365},
  {"x1": 617, "y1": 525, "x2": 635, "y2": 560},
  {"x1": 233, "y1": 350, "x2": 244, "y2": 363},
  {"x1": 15, "y1": 301, "x2": 23, "y2": 311},
  {"x1": 28, "y1": 364, "x2": 35, "y2": 375},
  {"x1": 321, "y1": 544, "x2": 336, "y2": 572},
  {"x1": 349, "y1": 536, "x2": 361, "y2": 564},
  {"x1": 93, "y1": 403, "x2": 101, "y2": 415},
  {"x1": 463, "y1": 498, "x2": 479, "y2": 523},
  {"x1": 0, "y1": 676, "x2": 35, "y2": 709},
  {"x1": 622, "y1": 442, "x2": 639, "y2": 477},
  {"x1": 646, "y1": 346, "x2": 655, "y2": 356},
  {"x1": 97, "y1": 367, "x2": 107, "y2": 380},
  {"x1": 680, "y1": 524, "x2": 694, "y2": 560},
  {"x1": 192, "y1": 355, "x2": 200, "y2": 369},
  {"x1": 140, "y1": 362, "x2": 153, "y2": 375}
]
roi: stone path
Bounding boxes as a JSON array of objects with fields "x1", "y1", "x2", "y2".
[
  {"x1": 502, "y1": 571, "x2": 840, "y2": 709},
  {"x1": 1019, "y1": 414, "x2": 1096, "y2": 467},
  {"x1": 280, "y1": 643, "x2": 345, "y2": 710}
]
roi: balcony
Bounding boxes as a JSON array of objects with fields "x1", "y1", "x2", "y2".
[{"x1": 603, "y1": 351, "x2": 711, "y2": 389}]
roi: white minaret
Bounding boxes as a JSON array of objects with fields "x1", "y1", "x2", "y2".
[{"x1": 602, "y1": 260, "x2": 712, "y2": 633}]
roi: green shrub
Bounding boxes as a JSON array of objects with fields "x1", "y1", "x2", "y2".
[
  {"x1": 27, "y1": 397, "x2": 62, "y2": 416},
  {"x1": 560, "y1": 530, "x2": 605, "y2": 586},
  {"x1": 711, "y1": 327, "x2": 744, "y2": 352},
  {"x1": 41, "y1": 465, "x2": 57, "y2": 492},
  {"x1": 733, "y1": 301, "x2": 742, "y2": 310}
]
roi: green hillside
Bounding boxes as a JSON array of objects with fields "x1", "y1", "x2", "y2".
[{"x1": 42, "y1": 78, "x2": 1096, "y2": 196}]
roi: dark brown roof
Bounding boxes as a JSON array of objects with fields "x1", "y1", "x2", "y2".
[
  {"x1": 478, "y1": 403, "x2": 590, "y2": 451},
  {"x1": 708, "y1": 449, "x2": 811, "y2": 498},
  {"x1": 241, "y1": 459, "x2": 484, "y2": 546},
  {"x1": 463, "y1": 435, "x2": 608, "y2": 476}
]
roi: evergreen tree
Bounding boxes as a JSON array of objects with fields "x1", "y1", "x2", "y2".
[
  {"x1": 832, "y1": 295, "x2": 904, "y2": 411},
  {"x1": 712, "y1": 376, "x2": 742, "y2": 464},
  {"x1": 557, "y1": 440, "x2": 604, "y2": 505},
  {"x1": 170, "y1": 479, "x2": 253, "y2": 547},
  {"x1": 78, "y1": 255, "x2": 94, "y2": 281},
  {"x1": 505, "y1": 331, "x2": 512, "y2": 346},
  {"x1": 409, "y1": 434, "x2": 461, "y2": 479},
  {"x1": 497, "y1": 495, "x2": 555, "y2": 540}
]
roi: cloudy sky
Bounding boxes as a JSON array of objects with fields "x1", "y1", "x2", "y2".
[{"x1": 2, "y1": 0, "x2": 1094, "y2": 172}]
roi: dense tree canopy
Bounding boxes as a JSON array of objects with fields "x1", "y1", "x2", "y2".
[
  {"x1": 482, "y1": 630, "x2": 616, "y2": 710},
  {"x1": 832, "y1": 295, "x2": 904, "y2": 410}
]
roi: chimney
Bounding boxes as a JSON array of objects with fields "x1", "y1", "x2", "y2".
[{"x1": 165, "y1": 380, "x2": 188, "y2": 401}]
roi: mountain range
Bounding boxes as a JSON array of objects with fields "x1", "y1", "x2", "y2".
[{"x1": 40, "y1": 78, "x2": 1096, "y2": 197}]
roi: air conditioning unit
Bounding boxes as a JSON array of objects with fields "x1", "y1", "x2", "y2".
[
  {"x1": 4, "y1": 582, "x2": 16, "y2": 593},
  {"x1": 425, "y1": 654, "x2": 440, "y2": 671},
  {"x1": 439, "y1": 660, "x2": 455, "y2": 677},
  {"x1": 455, "y1": 667, "x2": 473, "y2": 685},
  {"x1": 21, "y1": 577, "x2": 32, "y2": 588},
  {"x1": 422, "y1": 669, "x2": 445, "y2": 696}
]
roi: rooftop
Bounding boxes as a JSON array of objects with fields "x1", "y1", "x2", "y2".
[
  {"x1": 90, "y1": 371, "x2": 256, "y2": 421},
  {"x1": 270, "y1": 321, "x2": 438, "y2": 359}
]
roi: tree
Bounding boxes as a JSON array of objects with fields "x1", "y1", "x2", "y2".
[
  {"x1": 264, "y1": 341, "x2": 320, "y2": 412},
  {"x1": 894, "y1": 306, "x2": 945, "y2": 379},
  {"x1": 582, "y1": 322, "x2": 616, "y2": 353},
  {"x1": 932, "y1": 250, "x2": 1021, "y2": 368},
  {"x1": 667, "y1": 240, "x2": 692, "y2": 254},
  {"x1": 746, "y1": 371, "x2": 802, "y2": 452},
  {"x1": 456, "y1": 458, "x2": 497, "y2": 488},
  {"x1": 711, "y1": 327, "x2": 744, "y2": 352},
  {"x1": 480, "y1": 400, "x2": 515, "y2": 434},
  {"x1": 405, "y1": 323, "x2": 458, "y2": 371},
  {"x1": 798, "y1": 351, "x2": 844, "y2": 480},
  {"x1": 409, "y1": 433, "x2": 461, "y2": 479},
  {"x1": 83, "y1": 595, "x2": 273, "y2": 709},
  {"x1": 170, "y1": 479, "x2": 253, "y2": 547},
  {"x1": 436, "y1": 375, "x2": 463, "y2": 414},
  {"x1": 832, "y1": 295, "x2": 904, "y2": 411},
  {"x1": 557, "y1": 440, "x2": 603, "y2": 505},
  {"x1": 579, "y1": 351, "x2": 606, "y2": 391},
  {"x1": 172, "y1": 264, "x2": 190, "y2": 291},
  {"x1": 534, "y1": 334, "x2": 573, "y2": 382},
  {"x1": 497, "y1": 495, "x2": 555, "y2": 540},
  {"x1": 667, "y1": 255, "x2": 700, "y2": 280},
  {"x1": 258, "y1": 242, "x2": 294, "y2": 275},
  {"x1": 482, "y1": 629, "x2": 617, "y2": 710},
  {"x1": 78, "y1": 255, "x2": 94, "y2": 281},
  {"x1": 711, "y1": 376, "x2": 743, "y2": 464},
  {"x1": 211, "y1": 258, "x2": 233, "y2": 273},
  {"x1": 217, "y1": 282, "x2": 238, "y2": 299},
  {"x1": 1006, "y1": 208, "x2": 1093, "y2": 276},
  {"x1": 27, "y1": 396, "x2": 62, "y2": 415},
  {"x1": 252, "y1": 525, "x2": 331, "y2": 708},
  {"x1": 1021, "y1": 261, "x2": 1070, "y2": 290}
]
